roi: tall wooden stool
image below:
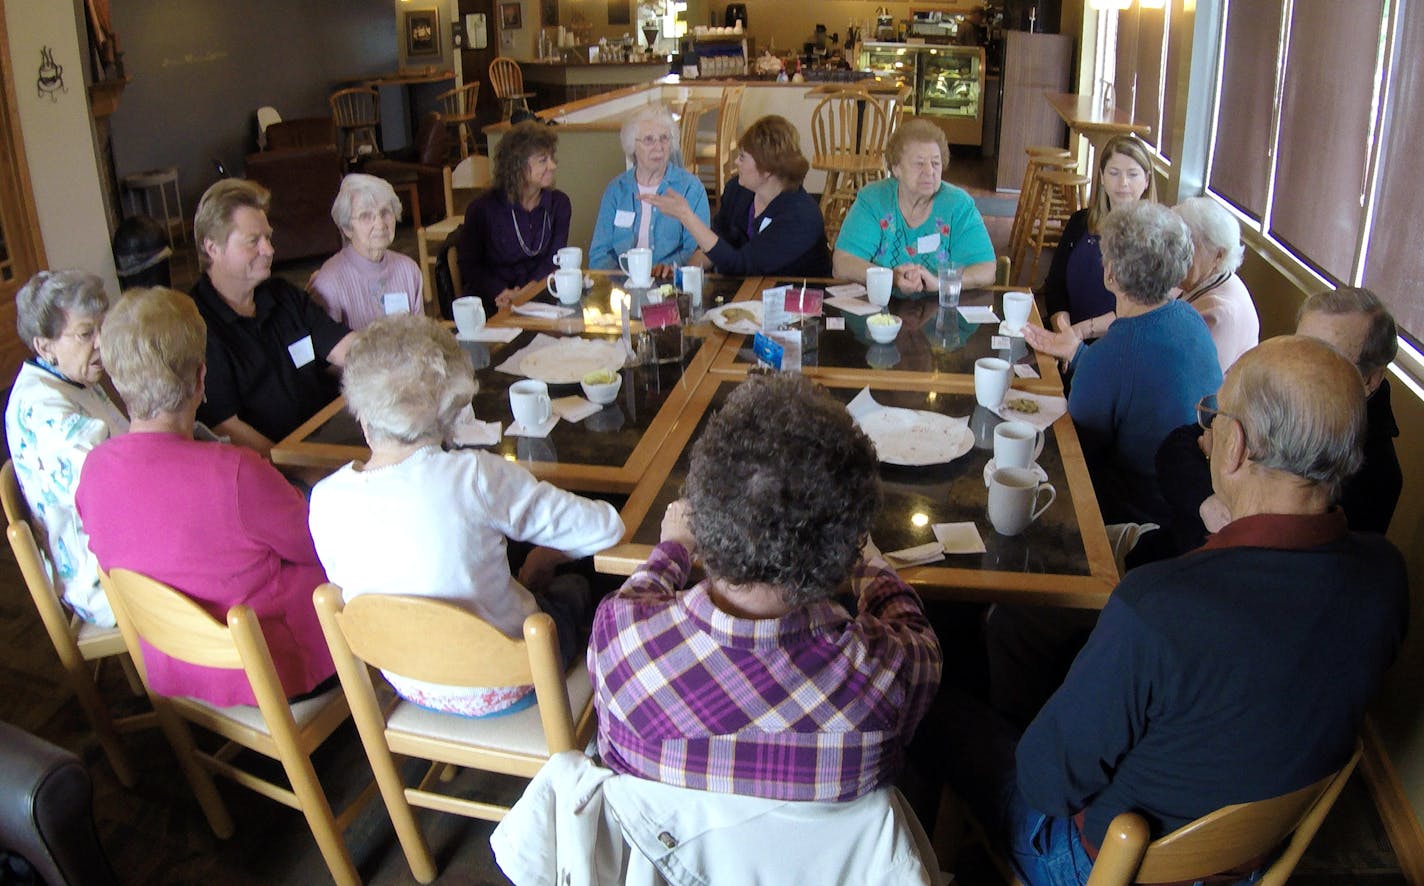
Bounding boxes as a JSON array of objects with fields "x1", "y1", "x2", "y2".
[
  {"x1": 122, "y1": 166, "x2": 185, "y2": 248},
  {"x1": 1013, "y1": 168, "x2": 1089, "y2": 284},
  {"x1": 1007, "y1": 148, "x2": 1074, "y2": 280},
  {"x1": 329, "y1": 87, "x2": 381, "y2": 164}
]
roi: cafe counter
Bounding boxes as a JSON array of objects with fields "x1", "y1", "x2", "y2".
[{"x1": 520, "y1": 60, "x2": 670, "y2": 106}]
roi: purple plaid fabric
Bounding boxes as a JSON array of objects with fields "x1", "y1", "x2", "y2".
[{"x1": 589, "y1": 541, "x2": 942, "y2": 802}]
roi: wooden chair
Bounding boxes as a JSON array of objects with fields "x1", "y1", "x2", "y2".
[
  {"x1": 678, "y1": 101, "x2": 708, "y2": 172},
  {"x1": 810, "y1": 90, "x2": 890, "y2": 244},
  {"x1": 1, "y1": 460, "x2": 152, "y2": 788},
  {"x1": 1012, "y1": 168, "x2": 1088, "y2": 285},
  {"x1": 100, "y1": 568, "x2": 374, "y2": 886},
  {"x1": 313, "y1": 585, "x2": 595, "y2": 884},
  {"x1": 489, "y1": 59, "x2": 535, "y2": 121},
  {"x1": 1083, "y1": 741, "x2": 1362, "y2": 886},
  {"x1": 436, "y1": 81, "x2": 481, "y2": 159},
  {"x1": 328, "y1": 87, "x2": 381, "y2": 162},
  {"x1": 693, "y1": 85, "x2": 745, "y2": 208}
]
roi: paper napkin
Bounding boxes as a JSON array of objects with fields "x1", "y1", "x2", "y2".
[
  {"x1": 551, "y1": 396, "x2": 602, "y2": 423},
  {"x1": 958, "y1": 305, "x2": 1000, "y2": 325},
  {"x1": 513, "y1": 302, "x2": 576, "y2": 319},
  {"x1": 886, "y1": 541, "x2": 947, "y2": 568},
  {"x1": 933, "y1": 522, "x2": 987, "y2": 555},
  {"x1": 505, "y1": 416, "x2": 559, "y2": 438}
]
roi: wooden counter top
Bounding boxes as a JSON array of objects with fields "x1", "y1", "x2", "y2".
[{"x1": 1045, "y1": 91, "x2": 1150, "y2": 139}]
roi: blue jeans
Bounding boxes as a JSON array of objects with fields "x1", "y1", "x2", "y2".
[{"x1": 1002, "y1": 794, "x2": 1095, "y2": 886}]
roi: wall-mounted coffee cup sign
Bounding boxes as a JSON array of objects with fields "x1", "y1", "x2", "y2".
[{"x1": 37, "y1": 46, "x2": 67, "y2": 101}]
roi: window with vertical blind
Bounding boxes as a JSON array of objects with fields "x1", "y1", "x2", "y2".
[{"x1": 1204, "y1": 0, "x2": 1421, "y2": 345}]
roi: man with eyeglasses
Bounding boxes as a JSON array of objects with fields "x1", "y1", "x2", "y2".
[{"x1": 934, "y1": 336, "x2": 1407, "y2": 886}]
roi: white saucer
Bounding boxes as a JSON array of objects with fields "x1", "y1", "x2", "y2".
[
  {"x1": 998, "y1": 321, "x2": 1027, "y2": 338},
  {"x1": 983, "y1": 459, "x2": 1049, "y2": 486}
]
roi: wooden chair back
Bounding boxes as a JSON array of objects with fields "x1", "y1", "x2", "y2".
[
  {"x1": 810, "y1": 91, "x2": 889, "y2": 168},
  {"x1": 314, "y1": 584, "x2": 590, "y2": 882},
  {"x1": 714, "y1": 85, "x2": 746, "y2": 195},
  {"x1": 437, "y1": 81, "x2": 481, "y2": 158},
  {"x1": 101, "y1": 568, "x2": 368, "y2": 886},
  {"x1": 679, "y1": 102, "x2": 707, "y2": 171},
  {"x1": 328, "y1": 87, "x2": 380, "y2": 160},
  {"x1": 1086, "y1": 741, "x2": 1363, "y2": 886},
  {"x1": 1, "y1": 460, "x2": 148, "y2": 787},
  {"x1": 488, "y1": 58, "x2": 525, "y2": 101}
]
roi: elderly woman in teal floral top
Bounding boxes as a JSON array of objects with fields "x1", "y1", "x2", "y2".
[{"x1": 832, "y1": 119, "x2": 997, "y2": 295}]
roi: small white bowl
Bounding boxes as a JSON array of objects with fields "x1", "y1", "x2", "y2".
[
  {"x1": 867, "y1": 315, "x2": 903, "y2": 344},
  {"x1": 580, "y1": 374, "x2": 622, "y2": 405}
]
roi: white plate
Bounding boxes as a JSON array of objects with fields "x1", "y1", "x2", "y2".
[
  {"x1": 856, "y1": 407, "x2": 973, "y2": 466},
  {"x1": 518, "y1": 338, "x2": 627, "y2": 384},
  {"x1": 707, "y1": 302, "x2": 763, "y2": 335},
  {"x1": 983, "y1": 459, "x2": 1049, "y2": 486}
]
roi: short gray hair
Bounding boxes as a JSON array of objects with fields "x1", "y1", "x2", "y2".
[
  {"x1": 619, "y1": 104, "x2": 679, "y2": 163},
  {"x1": 1100, "y1": 202, "x2": 1194, "y2": 306},
  {"x1": 1174, "y1": 197, "x2": 1244, "y2": 276},
  {"x1": 342, "y1": 315, "x2": 476, "y2": 445},
  {"x1": 100, "y1": 287, "x2": 207, "y2": 421},
  {"x1": 1228, "y1": 336, "x2": 1365, "y2": 499},
  {"x1": 15, "y1": 270, "x2": 110, "y2": 348},
  {"x1": 331, "y1": 173, "x2": 403, "y2": 232},
  {"x1": 1297, "y1": 287, "x2": 1398, "y2": 376}
]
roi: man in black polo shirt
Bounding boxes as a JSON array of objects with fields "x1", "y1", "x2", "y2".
[{"x1": 190, "y1": 178, "x2": 355, "y2": 458}]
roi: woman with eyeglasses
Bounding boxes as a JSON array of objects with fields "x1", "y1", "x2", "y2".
[{"x1": 588, "y1": 104, "x2": 708, "y2": 276}]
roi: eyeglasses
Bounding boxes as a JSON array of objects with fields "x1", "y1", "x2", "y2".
[
  {"x1": 1195, "y1": 394, "x2": 1239, "y2": 432},
  {"x1": 636, "y1": 135, "x2": 671, "y2": 147}
]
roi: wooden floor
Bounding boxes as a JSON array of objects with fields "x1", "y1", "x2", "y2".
[{"x1": 0, "y1": 150, "x2": 1405, "y2": 885}]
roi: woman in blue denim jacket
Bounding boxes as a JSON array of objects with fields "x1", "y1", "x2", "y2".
[{"x1": 588, "y1": 104, "x2": 709, "y2": 276}]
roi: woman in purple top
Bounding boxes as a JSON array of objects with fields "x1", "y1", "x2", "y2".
[{"x1": 458, "y1": 120, "x2": 571, "y2": 314}]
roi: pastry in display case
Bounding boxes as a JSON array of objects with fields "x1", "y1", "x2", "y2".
[
  {"x1": 859, "y1": 42, "x2": 915, "y2": 91},
  {"x1": 858, "y1": 43, "x2": 985, "y2": 145}
]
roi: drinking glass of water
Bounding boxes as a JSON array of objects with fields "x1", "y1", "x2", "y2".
[{"x1": 938, "y1": 263, "x2": 963, "y2": 310}]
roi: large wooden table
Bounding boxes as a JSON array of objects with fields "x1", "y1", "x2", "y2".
[{"x1": 271, "y1": 272, "x2": 1119, "y2": 607}]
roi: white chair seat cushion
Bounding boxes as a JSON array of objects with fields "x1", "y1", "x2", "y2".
[
  {"x1": 386, "y1": 660, "x2": 592, "y2": 757},
  {"x1": 178, "y1": 685, "x2": 345, "y2": 735},
  {"x1": 75, "y1": 619, "x2": 128, "y2": 658}
]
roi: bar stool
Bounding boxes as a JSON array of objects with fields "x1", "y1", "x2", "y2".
[
  {"x1": 1013, "y1": 168, "x2": 1089, "y2": 283},
  {"x1": 810, "y1": 90, "x2": 889, "y2": 244},
  {"x1": 121, "y1": 166, "x2": 185, "y2": 248},
  {"x1": 489, "y1": 59, "x2": 535, "y2": 121},
  {"x1": 1007, "y1": 148, "x2": 1074, "y2": 281},
  {"x1": 436, "y1": 81, "x2": 481, "y2": 159}
]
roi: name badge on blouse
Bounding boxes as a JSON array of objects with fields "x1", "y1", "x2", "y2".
[
  {"x1": 382, "y1": 292, "x2": 410, "y2": 315},
  {"x1": 614, "y1": 209, "x2": 636, "y2": 228},
  {"x1": 288, "y1": 335, "x2": 316, "y2": 368},
  {"x1": 916, "y1": 232, "x2": 941, "y2": 255},
  {"x1": 758, "y1": 216, "x2": 772, "y2": 233}
]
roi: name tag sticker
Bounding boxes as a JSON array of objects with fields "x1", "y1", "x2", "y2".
[
  {"x1": 753, "y1": 332, "x2": 784, "y2": 370},
  {"x1": 382, "y1": 292, "x2": 410, "y2": 315},
  {"x1": 991, "y1": 335, "x2": 1011, "y2": 350},
  {"x1": 826, "y1": 316, "x2": 846, "y2": 331},
  {"x1": 288, "y1": 335, "x2": 316, "y2": 368},
  {"x1": 758, "y1": 216, "x2": 773, "y2": 233},
  {"x1": 614, "y1": 209, "x2": 636, "y2": 228},
  {"x1": 917, "y1": 232, "x2": 942, "y2": 254}
]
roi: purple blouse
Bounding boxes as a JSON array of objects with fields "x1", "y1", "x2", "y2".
[{"x1": 458, "y1": 187, "x2": 571, "y2": 310}]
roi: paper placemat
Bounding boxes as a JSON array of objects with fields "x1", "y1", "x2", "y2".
[
  {"x1": 958, "y1": 305, "x2": 1000, "y2": 325},
  {"x1": 826, "y1": 295, "x2": 882, "y2": 316},
  {"x1": 458, "y1": 326, "x2": 521, "y2": 343},
  {"x1": 505, "y1": 416, "x2": 559, "y2": 438},
  {"x1": 933, "y1": 522, "x2": 987, "y2": 555},
  {"x1": 991, "y1": 389, "x2": 1068, "y2": 432},
  {"x1": 551, "y1": 396, "x2": 602, "y2": 423},
  {"x1": 495, "y1": 333, "x2": 561, "y2": 376},
  {"x1": 513, "y1": 302, "x2": 576, "y2": 319}
]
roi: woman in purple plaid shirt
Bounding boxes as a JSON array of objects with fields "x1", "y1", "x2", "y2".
[{"x1": 588, "y1": 373, "x2": 943, "y2": 802}]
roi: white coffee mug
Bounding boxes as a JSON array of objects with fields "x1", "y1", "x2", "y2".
[
  {"x1": 509, "y1": 379, "x2": 552, "y2": 428},
  {"x1": 554, "y1": 246, "x2": 583, "y2": 270},
  {"x1": 975, "y1": 357, "x2": 1012, "y2": 408},
  {"x1": 993, "y1": 420, "x2": 1045, "y2": 471},
  {"x1": 680, "y1": 265, "x2": 704, "y2": 308},
  {"x1": 451, "y1": 296, "x2": 486, "y2": 337},
  {"x1": 1003, "y1": 291, "x2": 1033, "y2": 333},
  {"x1": 865, "y1": 266, "x2": 893, "y2": 307},
  {"x1": 988, "y1": 466, "x2": 1057, "y2": 536},
  {"x1": 546, "y1": 268, "x2": 584, "y2": 305},
  {"x1": 619, "y1": 247, "x2": 654, "y2": 287}
]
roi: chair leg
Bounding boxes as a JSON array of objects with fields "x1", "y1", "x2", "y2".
[
  {"x1": 118, "y1": 653, "x2": 144, "y2": 695},
  {"x1": 277, "y1": 750, "x2": 362, "y2": 886},
  {"x1": 67, "y1": 662, "x2": 138, "y2": 788},
  {"x1": 152, "y1": 701, "x2": 235, "y2": 838},
  {"x1": 370, "y1": 750, "x2": 440, "y2": 883}
]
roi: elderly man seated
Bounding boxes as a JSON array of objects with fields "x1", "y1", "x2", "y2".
[
  {"x1": 931, "y1": 336, "x2": 1408, "y2": 886},
  {"x1": 589, "y1": 373, "x2": 942, "y2": 803},
  {"x1": 190, "y1": 178, "x2": 356, "y2": 461}
]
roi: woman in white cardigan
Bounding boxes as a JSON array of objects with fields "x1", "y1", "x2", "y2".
[
  {"x1": 1173, "y1": 197, "x2": 1259, "y2": 372},
  {"x1": 308, "y1": 315, "x2": 623, "y2": 718}
]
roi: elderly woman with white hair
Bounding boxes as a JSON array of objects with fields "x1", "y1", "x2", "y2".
[
  {"x1": 310, "y1": 173, "x2": 423, "y2": 330},
  {"x1": 588, "y1": 103, "x2": 709, "y2": 275},
  {"x1": 4, "y1": 270, "x2": 128, "y2": 626},
  {"x1": 308, "y1": 316, "x2": 623, "y2": 717},
  {"x1": 1173, "y1": 196, "x2": 1258, "y2": 372}
]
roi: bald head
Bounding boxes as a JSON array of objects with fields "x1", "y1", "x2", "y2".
[{"x1": 1221, "y1": 336, "x2": 1365, "y2": 497}]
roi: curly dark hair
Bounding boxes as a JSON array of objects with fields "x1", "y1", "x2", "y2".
[
  {"x1": 685, "y1": 374, "x2": 881, "y2": 607},
  {"x1": 493, "y1": 120, "x2": 559, "y2": 203}
]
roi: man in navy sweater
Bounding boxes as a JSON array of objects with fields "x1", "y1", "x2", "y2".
[{"x1": 943, "y1": 335, "x2": 1408, "y2": 885}]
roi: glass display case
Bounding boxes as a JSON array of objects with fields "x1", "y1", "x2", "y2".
[{"x1": 858, "y1": 43, "x2": 985, "y2": 145}]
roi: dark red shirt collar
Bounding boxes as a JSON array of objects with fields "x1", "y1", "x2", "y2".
[{"x1": 1200, "y1": 508, "x2": 1348, "y2": 552}]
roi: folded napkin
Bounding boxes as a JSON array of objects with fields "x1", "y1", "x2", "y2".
[
  {"x1": 933, "y1": 522, "x2": 987, "y2": 555},
  {"x1": 505, "y1": 416, "x2": 559, "y2": 438},
  {"x1": 459, "y1": 326, "x2": 521, "y2": 343},
  {"x1": 958, "y1": 305, "x2": 1000, "y2": 325},
  {"x1": 551, "y1": 396, "x2": 602, "y2": 423},
  {"x1": 1012, "y1": 362, "x2": 1040, "y2": 379},
  {"x1": 513, "y1": 302, "x2": 576, "y2": 319},
  {"x1": 825, "y1": 282, "x2": 868, "y2": 298},
  {"x1": 826, "y1": 295, "x2": 881, "y2": 317},
  {"x1": 446, "y1": 405, "x2": 501, "y2": 447},
  {"x1": 991, "y1": 389, "x2": 1068, "y2": 432},
  {"x1": 885, "y1": 541, "x2": 947, "y2": 568}
]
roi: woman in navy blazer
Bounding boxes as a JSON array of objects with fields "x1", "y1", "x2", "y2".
[{"x1": 641, "y1": 115, "x2": 831, "y2": 278}]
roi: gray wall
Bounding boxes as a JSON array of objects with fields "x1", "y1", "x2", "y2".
[{"x1": 108, "y1": 1, "x2": 399, "y2": 216}]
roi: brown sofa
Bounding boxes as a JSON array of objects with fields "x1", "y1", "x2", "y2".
[{"x1": 243, "y1": 117, "x2": 343, "y2": 261}]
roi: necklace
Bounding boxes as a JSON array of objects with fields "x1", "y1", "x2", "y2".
[
  {"x1": 1183, "y1": 272, "x2": 1230, "y2": 304},
  {"x1": 510, "y1": 202, "x2": 551, "y2": 257}
]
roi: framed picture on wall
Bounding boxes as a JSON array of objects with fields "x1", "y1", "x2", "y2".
[
  {"x1": 541, "y1": 0, "x2": 558, "y2": 27},
  {"x1": 500, "y1": 3, "x2": 523, "y2": 30},
  {"x1": 405, "y1": 8, "x2": 441, "y2": 57},
  {"x1": 607, "y1": 0, "x2": 630, "y2": 25}
]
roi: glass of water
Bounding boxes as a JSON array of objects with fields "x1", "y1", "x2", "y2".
[{"x1": 938, "y1": 263, "x2": 963, "y2": 310}]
